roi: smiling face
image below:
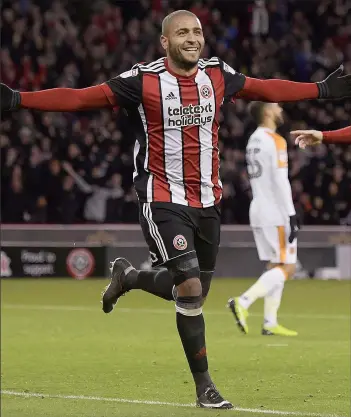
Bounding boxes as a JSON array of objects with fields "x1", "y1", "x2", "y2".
[{"x1": 160, "y1": 11, "x2": 205, "y2": 71}]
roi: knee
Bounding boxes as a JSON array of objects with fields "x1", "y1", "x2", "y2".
[
  {"x1": 175, "y1": 291, "x2": 203, "y2": 316},
  {"x1": 175, "y1": 279, "x2": 203, "y2": 316},
  {"x1": 167, "y1": 251, "x2": 201, "y2": 296},
  {"x1": 177, "y1": 277, "x2": 202, "y2": 297},
  {"x1": 174, "y1": 270, "x2": 214, "y2": 301},
  {"x1": 285, "y1": 264, "x2": 296, "y2": 279},
  {"x1": 166, "y1": 252, "x2": 204, "y2": 314},
  {"x1": 268, "y1": 263, "x2": 295, "y2": 280},
  {"x1": 271, "y1": 263, "x2": 295, "y2": 280}
]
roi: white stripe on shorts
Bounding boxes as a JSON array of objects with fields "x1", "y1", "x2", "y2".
[{"x1": 142, "y1": 203, "x2": 169, "y2": 263}]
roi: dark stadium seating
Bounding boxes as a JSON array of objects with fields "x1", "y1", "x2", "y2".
[{"x1": 1, "y1": 0, "x2": 350, "y2": 224}]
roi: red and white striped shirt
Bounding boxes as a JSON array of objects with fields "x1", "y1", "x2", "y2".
[{"x1": 106, "y1": 57, "x2": 245, "y2": 208}]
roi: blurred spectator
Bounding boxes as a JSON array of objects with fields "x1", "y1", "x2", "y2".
[
  {"x1": 1, "y1": 0, "x2": 350, "y2": 224},
  {"x1": 251, "y1": 0, "x2": 269, "y2": 36},
  {"x1": 62, "y1": 162, "x2": 124, "y2": 223}
]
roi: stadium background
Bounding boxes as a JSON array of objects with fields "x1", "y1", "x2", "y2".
[
  {"x1": 1, "y1": 2, "x2": 350, "y2": 417},
  {"x1": 1, "y1": 0, "x2": 350, "y2": 225}
]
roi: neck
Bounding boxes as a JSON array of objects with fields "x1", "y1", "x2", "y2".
[
  {"x1": 260, "y1": 119, "x2": 277, "y2": 132},
  {"x1": 166, "y1": 56, "x2": 198, "y2": 77}
]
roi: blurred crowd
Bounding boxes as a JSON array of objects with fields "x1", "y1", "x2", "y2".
[{"x1": 1, "y1": 0, "x2": 350, "y2": 224}]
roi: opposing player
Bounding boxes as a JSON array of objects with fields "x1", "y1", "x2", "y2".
[
  {"x1": 292, "y1": 125, "x2": 351, "y2": 148},
  {"x1": 2, "y1": 9, "x2": 351, "y2": 409},
  {"x1": 228, "y1": 102, "x2": 298, "y2": 337}
]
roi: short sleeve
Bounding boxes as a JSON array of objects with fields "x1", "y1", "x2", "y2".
[
  {"x1": 105, "y1": 67, "x2": 142, "y2": 109},
  {"x1": 219, "y1": 59, "x2": 246, "y2": 102}
]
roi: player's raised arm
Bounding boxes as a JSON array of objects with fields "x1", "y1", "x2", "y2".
[
  {"x1": 237, "y1": 65, "x2": 351, "y2": 102},
  {"x1": 0, "y1": 66, "x2": 142, "y2": 112},
  {"x1": 0, "y1": 82, "x2": 116, "y2": 112},
  {"x1": 291, "y1": 126, "x2": 351, "y2": 148}
]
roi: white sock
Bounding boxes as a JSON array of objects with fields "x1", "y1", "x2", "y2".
[
  {"x1": 239, "y1": 267, "x2": 286, "y2": 309},
  {"x1": 264, "y1": 281, "x2": 285, "y2": 327}
]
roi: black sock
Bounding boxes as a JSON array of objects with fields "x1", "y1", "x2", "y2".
[
  {"x1": 124, "y1": 268, "x2": 174, "y2": 301},
  {"x1": 176, "y1": 305, "x2": 212, "y2": 396}
]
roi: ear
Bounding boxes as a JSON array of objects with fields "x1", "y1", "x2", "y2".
[{"x1": 160, "y1": 35, "x2": 168, "y2": 51}]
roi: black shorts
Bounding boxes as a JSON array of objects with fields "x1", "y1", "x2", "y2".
[{"x1": 139, "y1": 202, "x2": 221, "y2": 271}]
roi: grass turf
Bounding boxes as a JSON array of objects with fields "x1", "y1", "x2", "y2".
[{"x1": 1, "y1": 278, "x2": 350, "y2": 417}]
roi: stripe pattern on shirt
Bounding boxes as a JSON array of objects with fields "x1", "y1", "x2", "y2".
[{"x1": 134, "y1": 57, "x2": 224, "y2": 207}]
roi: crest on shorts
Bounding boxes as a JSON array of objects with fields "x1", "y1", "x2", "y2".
[
  {"x1": 173, "y1": 235, "x2": 187, "y2": 251},
  {"x1": 200, "y1": 85, "x2": 212, "y2": 99}
]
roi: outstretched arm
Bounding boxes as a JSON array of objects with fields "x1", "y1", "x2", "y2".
[
  {"x1": 323, "y1": 126, "x2": 351, "y2": 143},
  {"x1": 238, "y1": 77, "x2": 318, "y2": 102},
  {"x1": 291, "y1": 126, "x2": 351, "y2": 148},
  {"x1": 237, "y1": 65, "x2": 351, "y2": 102},
  {"x1": 1, "y1": 83, "x2": 116, "y2": 111}
]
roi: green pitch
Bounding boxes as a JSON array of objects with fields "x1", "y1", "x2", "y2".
[{"x1": 1, "y1": 278, "x2": 350, "y2": 417}]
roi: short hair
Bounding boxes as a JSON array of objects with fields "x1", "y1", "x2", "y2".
[
  {"x1": 247, "y1": 101, "x2": 267, "y2": 125},
  {"x1": 161, "y1": 10, "x2": 198, "y2": 36}
]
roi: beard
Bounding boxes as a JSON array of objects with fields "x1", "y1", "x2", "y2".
[{"x1": 168, "y1": 42, "x2": 201, "y2": 71}]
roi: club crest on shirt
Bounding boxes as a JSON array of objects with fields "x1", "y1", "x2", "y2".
[
  {"x1": 200, "y1": 85, "x2": 212, "y2": 99},
  {"x1": 173, "y1": 235, "x2": 188, "y2": 251}
]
